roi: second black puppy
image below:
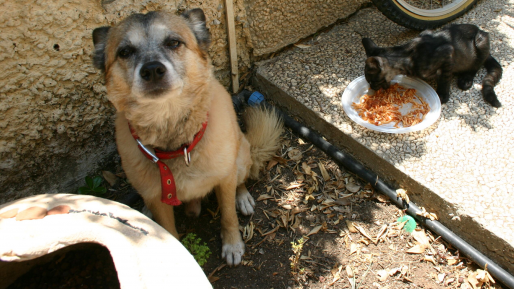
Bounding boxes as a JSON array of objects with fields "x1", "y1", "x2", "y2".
[{"x1": 362, "y1": 24, "x2": 503, "y2": 107}]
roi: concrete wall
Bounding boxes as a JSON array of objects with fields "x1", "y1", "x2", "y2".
[
  {"x1": 244, "y1": 0, "x2": 368, "y2": 56},
  {"x1": 0, "y1": 0, "x2": 365, "y2": 204}
]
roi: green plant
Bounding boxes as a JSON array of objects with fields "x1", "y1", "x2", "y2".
[
  {"x1": 290, "y1": 237, "x2": 306, "y2": 274},
  {"x1": 181, "y1": 233, "x2": 211, "y2": 266},
  {"x1": 78, "y1": 176, "x2": 107, "y2": 197}
]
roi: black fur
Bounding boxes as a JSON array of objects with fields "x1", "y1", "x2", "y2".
[
  {"x1": 92, "y1": 26, "x2": 110, "y2": 71},
  {"x1": 362, "y1": 24, "x2": 503, "y2": 107},
  {"x1": 181, "y1": 8, "x2": 211, "y2": 51}
]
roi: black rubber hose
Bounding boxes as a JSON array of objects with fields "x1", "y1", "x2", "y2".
[{"x1": 234, "y1": 90, "x2": 514, "y2": 289}]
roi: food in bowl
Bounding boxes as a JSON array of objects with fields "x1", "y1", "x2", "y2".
[{"x1": 351, "y1": 83, "x2": 430, "y2": 128}]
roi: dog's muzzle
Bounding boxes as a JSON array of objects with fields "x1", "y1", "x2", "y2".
[{"x1": 140, "y1": 61, "x2": 167, "y2": 83}]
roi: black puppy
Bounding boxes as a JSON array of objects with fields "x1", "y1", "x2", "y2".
[{"x1": 362, "y1": 24, "x2": 503, "y2": 107}]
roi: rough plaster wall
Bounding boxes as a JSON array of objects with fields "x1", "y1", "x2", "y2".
[
  {"x1": 0, "y1": 0, "x2": 251, "y2": 204},
  {"x1": 0, "y1": 0, "x2": 118, "y2": 204},
  {"x1": 244, "y1": 0, "x2": 369, "y2": 56},
  {"x1": 0, "y1": 0, "x2": 363, "y2": 204}
]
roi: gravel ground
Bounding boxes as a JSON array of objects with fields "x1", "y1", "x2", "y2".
[{"x1": 255, "y1": 0, "x2": 514, "y2": 273}]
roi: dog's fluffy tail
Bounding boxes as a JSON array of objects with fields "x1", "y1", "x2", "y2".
[{"x1": 243, "y1": 106, "x2": 284, "y2": 179}]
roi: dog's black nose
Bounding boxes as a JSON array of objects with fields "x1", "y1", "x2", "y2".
[{"x1": 140, "y1": 61, "x2": 167, "y2": 82}]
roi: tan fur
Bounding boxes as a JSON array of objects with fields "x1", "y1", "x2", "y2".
[
  {"x1": 96, "y1": 11, "x2": 283, "y2": 265},
  {"x1": 243, "y1": 106, "x2": 284, "y2": 179}
]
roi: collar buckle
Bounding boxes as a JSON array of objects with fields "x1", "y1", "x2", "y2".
[
  {"x1": 136, "y1": 139, "x2": 159, "y2": 163},
  {"x1": 184, "y1": 147, "x2": 191, "y2": 166}
]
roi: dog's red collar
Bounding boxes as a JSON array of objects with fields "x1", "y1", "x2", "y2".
[{"x1": 128, "y1": 119, "x2": 208, "y2": 206}]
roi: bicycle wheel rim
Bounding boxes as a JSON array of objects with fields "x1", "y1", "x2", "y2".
[{"x1": 393, "y1": 0, "x2": 476, "y2": 20}]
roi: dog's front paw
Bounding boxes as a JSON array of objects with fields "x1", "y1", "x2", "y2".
[
  {"x1": 236, "y1": 185, "x2": 255, "y2": 215},
  {"x1": 221, "y1": 240, "x2": 245, "y2": 266}
]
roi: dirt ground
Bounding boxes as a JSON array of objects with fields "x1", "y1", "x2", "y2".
[
  {"x1": 8, "y1": 126, "x2": 505, "y2": 289},
  {"x1": 185, "y1": 128, "x2": 504, "y2": 289}
]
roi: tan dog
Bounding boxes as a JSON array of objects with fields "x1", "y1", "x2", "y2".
[{"x1": 92, "y1": 9, "x2": 283, "y2": 265}]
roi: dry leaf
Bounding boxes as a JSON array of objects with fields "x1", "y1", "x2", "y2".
[
  {"x1": 302, "y1": 162, "x2": 312, "y2": 175},
  {"x1": 388, "y1": 267, "x2": 401, "y2": 276},
  {"x1": 319, "y1": 162, "x2": 330, "y2": 181},
  {"x1": 416, "y1": 207, "x2": 439, "y2": 221},
  {"x1": 424, "y1": 255, "x2": 437, "y2": 265},
  {"x1": 266, "y1": 159, "x2": 278, "y2": 170},
  {"x1": 283, "y1": 183, "x2": 305, "y2": 190},
  {"x1": 396, "y1": 220, "x2": 408, "y2": 230},
  {"x1": 447, "y1": 258, "x2": 459, "y2": 265},
  {"x1": 291, "y1": 215, "x2": 301, "y2": 229},
  {"x1": 346, "y1": 220, "x2": 358, "y2": 233},
  {"x1": 207, "y1": 264, "x2": 225, "y2": 283},
  {"x1": 346, "y1": 265, "x2": 354, "y2": 278},
  {"x1": 375, "y1": 224, "x2": 388, "y2": 241},
  {"x1": 102, "y1": 171, "x2": 118, "y2": 186},
  {"x1": 468, "y1": 273, "x2": 482, "y2": 289},
  {"x1": 354, "y1": 224, "x2": 376, "y2": 244},
  {"x1": 331, "y1": 264, "x2": 343, "y2": 283},
  {"x1": 445, "y1": 277, "x2": 455, "y2": 286},
  {"x1": 207, "y1": 208, "x2": 219, "y2": 218},
  {"x1": 346, "y1": 182, "x2": 360, "y2": 193},
  {"x1": 396, "y1": 189, "x2": 410, "y2": 204},
  {"x1": 243, "y1": 222, "x2": 255, "y2": 243},
  {"x1": 335, "y1": 198, "x2": 351, "y2": 206},
  {"x1": 273, "y1": 156, "x2": 288, "y2": 164},
  {"x1": 307, "y1": 225, "x2": 322, "y2": 236},
  {"x1": 115, "y1": 172, "x2": 126, "y2": 178},
  {"x1": 281, "y1": 204, "x2": 293, "y2": 210},
  {"x1": 377, "y1": 270, "x2": 388, "y2": 282},
  {"x1": 375, "y1": 194, "x2": 389, "y2": 203},
  {"x1": 288, "y1": 148, "x2": 302, "y2": 161},
  {"x1": 257, "y1": 194, "x2": 274, "y2": 201},
  {"x1": 262, "y1": 225, "x2": 280, "y2": 236},
  {"x1": 406, "y1": 244, "x2": 425, "y2": 254},
  {"x1": 294, "y1": 43, "x2": 311, "y2": 49},
  {"x1": 280, "y1": 215, "x2": 288, "y2": 228},
  {"x1": 291, "y1": 207, "x2": 307, "y2": 215},
  {"x1": 350, "y1": 243, "x2": 358, "y2": 255},
  {"x1": 475, "y1": 269, "x2": 495, "y2": 284},
  {"x1": 412, "y1": 230, "x2": 430, "y2": 248}
]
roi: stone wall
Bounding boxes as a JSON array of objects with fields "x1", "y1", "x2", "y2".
[
  {"x1": 244, "y1": 0, "x2": 368, "y2": 56},
  {"x1": 0, "y1": 0, "x2": 365, "y2": 203}
]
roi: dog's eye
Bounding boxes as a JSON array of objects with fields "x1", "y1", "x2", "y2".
[
  {"x1": 118, "y1": 47, "x2": 135, "y2": 59},
  {"x1": 164, "y1": 39, "x2": 181, "y2": 50}
]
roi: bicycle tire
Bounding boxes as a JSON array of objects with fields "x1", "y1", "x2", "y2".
[{"x1": 371, "y1": 0, "x2": 478, "y2": 30}]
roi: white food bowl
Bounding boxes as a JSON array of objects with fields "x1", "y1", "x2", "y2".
[{"x1": 341, "y1": 75, "x2": 441, "y2": 134}]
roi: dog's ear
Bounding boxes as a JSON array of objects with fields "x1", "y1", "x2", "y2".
[
  {"x1": 92, "y1": 26, "x2": 110, "y2": 71},
  {"x1": 362, "y1": 38, "x2": 379, "y2": 57},
  {"x1": 181, "y1": 8, "x2": 211, "y2": 51},
  {"x1": 365, "y1": 57, "x2": 383, "y2": 73}
]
